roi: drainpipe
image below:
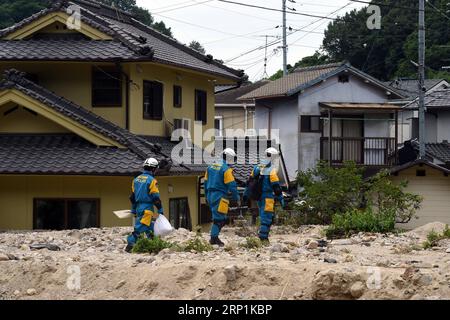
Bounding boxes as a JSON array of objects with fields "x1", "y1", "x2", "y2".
[
  {"x1": 244, "y1": 104, "x2": 248, "y2": 132},
  {"x1": 125, "y1": 72, "x2": 130, "y2": 131},
  {"x1": 116, "y1": 61, "x2": 130, "y2": 130}
]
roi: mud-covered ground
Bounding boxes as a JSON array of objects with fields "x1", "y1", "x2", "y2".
[{"x1": 0, "y1": 222, "x2": 449, "y2": 300}]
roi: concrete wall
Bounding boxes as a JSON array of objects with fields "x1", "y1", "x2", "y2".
[
  {"x1": 0, "y1": 175, "x2": 200, "y2": 231},
  {"x1": 390, "y1": 165, "x2": 450, "y2": 229}
]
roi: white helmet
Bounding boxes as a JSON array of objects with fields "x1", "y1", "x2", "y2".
[
  {"x1": 265, "y1": 147, "x2": 279, "y2": 157},
  {"x1": 222, "y1": 148, "x2": 237, "y2": 158},
  {"x1": 143, "y1": 157, "x2": 159, "y2": 169}
]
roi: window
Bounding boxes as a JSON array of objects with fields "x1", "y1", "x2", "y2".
[
  {"x1": 215, "y1": 116, "x2": 223, "y2": 136},
  {"x1": 34, "y1": 199, "x2": 99, "y2": 230},
  {"x1": 338, "y1": 74, "x2": 349, "y2": 83},
  {"x1": 300, "y1": 115, "x2": 322, "y2": 133},
  {"x1": 195, "y1": 89, "x2": 207, "y2": 125},
  {"x1": 169, "y1": 198, "x2": 191, "y2": 230},
  {"x1": 143, "y1": 80, "x2": 163, "y2": 120},
  {"x1": 199, "y1": 203, "x2": 212, "y2": 224},
  {"x1": 173, "y1": 118, "x2": 191, "y2": 138},
  {"x1": 92, "y1": 67, "x2": 122, "y2": 107},
  {"x1": 173, "y1": 85, "x2": 182, "y2": 108},
  {"x1": 416, "y1": 169, "x2": 426, "y2": 177}
]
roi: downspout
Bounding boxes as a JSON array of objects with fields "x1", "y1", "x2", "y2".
[
  {"x1": 125, "y1": 71, "x2": 130, "y2": 131},
  {"x1": 244, "y1": 104, "x2": 248, "y2": 131},
  {"x1": 116, "y1": 61, "x2": 130, "y2": 130}
]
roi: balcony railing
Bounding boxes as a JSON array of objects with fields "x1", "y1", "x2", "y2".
[{"x1": 320, "y1": 137, "x2": 397, "y2": 167}]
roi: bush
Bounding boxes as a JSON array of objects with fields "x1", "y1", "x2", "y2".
[
  {"x1": 423, "y1": 225, "x2": 450, "y2": 249},
  {"x1": 182, "y1": 236, "x2": 213, "y2": 252},
  {"x1": 296, "y1": 162, "x2": 422, "y2": 227},
  {"x1": 326, "y1": 208, "x2": 396, "y2": 239},
  {"x1": 132, "y1": 235, "x2": 172, "y2": 254},
  {"x1": 296, "y1": 161, "x2": 364, "y2": 223},
  {"x1": 240, "y1": 237, "x2": 263, "y2": 249}
]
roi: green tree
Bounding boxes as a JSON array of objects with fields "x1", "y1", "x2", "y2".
[
  {"x1": 321, "y1": 0, "x2": 450, "y2": 80},
  {"x1": 0, "y1": 0, "x2": 49, "y2": 29},
  {"x1": 269, "y1": 51, "x2": 330, "y2": 80},
  {"x1": 188, "y1": 40, "x2": 206, "y2": 54}
]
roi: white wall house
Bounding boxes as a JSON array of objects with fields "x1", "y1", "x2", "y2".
[{"x1": 240, "y1": 62, "x2": 405, "y2": 181}]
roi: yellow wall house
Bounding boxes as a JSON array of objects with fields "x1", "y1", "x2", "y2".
[
  {"x1": 0, "y1": 0, "x2": 243, "y2": 231},
  {"x1": 390, "y1": 160, "x2": 450, "y2": 229}
]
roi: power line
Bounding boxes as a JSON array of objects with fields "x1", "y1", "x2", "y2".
[
  {"x1": 153, "y1": 0, "x2": 214, "y2": 14},
  {"x1": 426, "y1": 1, "x2": 450, "y2": 21},
  {"x1": 216, "y1": 0, "x2": 341, "y2": 21},
  {"x1": 349, "y1": 0, "x2": 418, "y2": 11}
]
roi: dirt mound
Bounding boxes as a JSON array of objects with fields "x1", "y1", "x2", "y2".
[
  {"x1": 406, "y1": 222, "x2": 449, "y2": 240},
  {"x1": 0, "y1": 226, "x2": 449, "y2": 300}
]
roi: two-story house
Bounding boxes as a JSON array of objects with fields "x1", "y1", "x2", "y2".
[
  {"x1": 0, "y1": 0, "x2": 243, "y2": 230},
  {"x1": 239, "y1": 62, "x2": 405, "y2": 182},
  {"x1": 214, "y1": 81, "x2": 269, "y2": 137}
]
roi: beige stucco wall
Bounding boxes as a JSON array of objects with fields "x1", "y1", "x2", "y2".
[
  {"x1": 391, "y1": 165, "x2": 450, "y2": 229},
  {"x1": 216, "y1": 106, "x2": 255, "y2": 135},
  {"x1": 0, "y1": 174, "x2": 200, "y2": 231}
]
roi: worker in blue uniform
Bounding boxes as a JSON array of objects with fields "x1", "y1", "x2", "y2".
[
  {"x1": 125, "y1": 157, "x2": 164, "y2": 252},
  {"x1": 244, "y1": 147, "x2": 285, "y2": 242},
  {"x1": 204, "y1": 148, "x2": 240, "y2": 246}
]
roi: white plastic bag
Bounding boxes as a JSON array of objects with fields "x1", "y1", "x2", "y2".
[{"x1": 154, "y1": 214, "x2": 174, "y2": 237}]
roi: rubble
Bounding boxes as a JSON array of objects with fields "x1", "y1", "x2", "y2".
[{"x1": 0, "y1": 224, "x2": 449, "y2": 300}]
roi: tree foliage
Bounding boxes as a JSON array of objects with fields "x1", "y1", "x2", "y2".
[
  {"x1": 270, "y1": 0, "x2": 450, "y2": 81},
  {"x1": 188, "y1": 40, "x2": 206, "y2": 55},
  {"x1": 296, "y1": 161, "x2": 422, "y2": 227},
  {"x1": 0, "y1": 0, "x2": 173, "y2": 37}
]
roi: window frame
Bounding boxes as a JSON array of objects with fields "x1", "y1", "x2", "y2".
[
  {"x1": 33, "y1": 198, "x2": 100, "y2": 230},
  {"x1": 195, "y1": 89, "x2": 208, "y2": 125},
  {"x1": 91, "y1": 67, "x2": 122, "y2": 108},
  {"x1": 214, "y1": 116, "x2": 223, "y2": 136},
  {"x1": 143, "y1": 80, "x2": 164, "y2": 121},
  {"x1": 173, "y1": 85, "x2": 182, "y2": 108},
  {"x1": 300, "y1": 115, "x2": 323, "y2": 133}
]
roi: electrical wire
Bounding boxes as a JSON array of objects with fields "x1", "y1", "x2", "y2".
[
  {"x1": 216, "y1": 0, "x2": 341, "y2": 21},
  {"x1": 153, "y1": 0, "x2": 214, "y2": 14}
]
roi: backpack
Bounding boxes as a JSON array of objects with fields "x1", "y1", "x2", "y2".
[{"x1": 247, "y1": 172, "x2": 264, "y2": 201}]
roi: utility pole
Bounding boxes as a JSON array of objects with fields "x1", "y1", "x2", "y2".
[
  {"x1": 282, "y1": 0, "x2": 288, "y2": 76},
  {"x1": 263, "y1": 35, "x2": 269, "y2": 79},
  {"x1": 418, "y1": 0, "x2": 426, "y2": 159}
]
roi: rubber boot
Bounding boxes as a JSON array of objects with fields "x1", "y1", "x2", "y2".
[
  {"x1": 210, "y1": 236, "x2": 224, "y2": 247},
  {"x1": 125, "y1": 244, "x2": 134, "y2": 253}
]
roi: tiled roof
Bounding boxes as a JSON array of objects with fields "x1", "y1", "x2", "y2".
[
  {"x1": 0, "y1": 69, "x2": 209, "y2": 176},
  {"x1": 404, "y1": 140, "x2": 450, "y2": 164},
  {"x1": 384, "y1": 79, "x2": 447, "y2": 99},
  {"x1": 404, "y1": 89, "x2": 450, "y2": 109},
  {"x1": 0, "y1": 0, "x2": 243, "y2": 81},
  {"x1": 239, "y1": 62, "x2": 405, "y2": 100},
  {"x1": 0, "y1": 134, "x2": 143, "y2": 175},
  {"x1": 239, "y1": 62, "x2": 344, "y2": 100},
  {"x1": 214, "y1": 137, "x2": 288, "y2": 185},
  {"x1": 0, "y1": 39, "x2": 137, "y2": 61},
  {"x1": 424, "y1": 143, "x2": 450, "y2": 163},
  {"x1": 215, "y1": 81, "x2": 270, "y2": 105}
]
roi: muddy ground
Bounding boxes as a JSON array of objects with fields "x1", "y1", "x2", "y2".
[{"x1": 0, "y1": 222, "x2": 449, "y2": 300}]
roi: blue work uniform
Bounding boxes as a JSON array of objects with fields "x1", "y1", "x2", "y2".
[
  {"x1": 204, "y1": 159, "x2": 239, "y2": 237},
  {"x1": 127, "y1": 171, "x2": 164, "y2": 246},
  {"x1": 246, "y1": 161, "x2": 284, "y2": 240}
]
